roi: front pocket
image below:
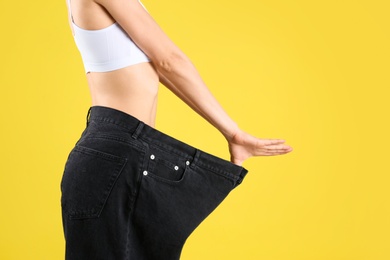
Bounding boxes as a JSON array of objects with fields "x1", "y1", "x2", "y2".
[
  {"x1": 61, "y1": 145, "x2": 127, "y2": 219},
  {"x1": 147, "y1": 156, "x2": 189, "y2": 183}
]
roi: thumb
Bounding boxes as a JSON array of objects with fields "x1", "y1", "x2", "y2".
[{"x1": 230, "y1": 155, "x2": 244, "y2": 166}]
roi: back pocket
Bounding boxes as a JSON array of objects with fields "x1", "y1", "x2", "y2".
[{"x1": 61, "y1": 145, "x2": 127, "y2": 219}]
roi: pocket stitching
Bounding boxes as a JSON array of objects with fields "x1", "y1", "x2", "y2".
[
  {"x1": 74, "y1": 145, "x2": 126, "y2": 161},
  {"x1": 145, "y1": 163, "x2": 190, "y2": 185},
  {"x1": 62, "y1": 145, "x2": 128, "y2": 219}
]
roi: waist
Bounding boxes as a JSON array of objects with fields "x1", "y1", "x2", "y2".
[
  {"x1": 86, "y1": 106, "x2": 248, "y2": 182},
  {"x1": 86, "y1": 63, "x2": 159, "y2": 126}
]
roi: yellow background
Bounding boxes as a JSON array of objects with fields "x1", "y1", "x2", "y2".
[{"x1": 0, "y1": 0, "x2": 389, "y2": 259}]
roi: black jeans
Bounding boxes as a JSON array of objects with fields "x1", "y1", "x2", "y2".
[{"x1": 61, "y1": 106, "x2": 248, "y2": 260}]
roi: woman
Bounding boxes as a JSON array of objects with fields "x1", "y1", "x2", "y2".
[{"x1": 61, "y1": 0, "x2": 293, "y2": 259}]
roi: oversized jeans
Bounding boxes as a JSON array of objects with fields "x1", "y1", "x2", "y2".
[{"x1": 61, "y1": 106, "x2": 248, "y2": 259}]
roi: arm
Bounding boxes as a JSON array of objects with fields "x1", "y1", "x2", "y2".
[
  {"x1": 94, "y1": 0, "x2": 292, "y2": 164},
  {"x1": 158, "y1": 70, "x2": 293, "y2": 165},
  {"x1": 94, "y1": 0, "x2": 238, "y2": 138}
]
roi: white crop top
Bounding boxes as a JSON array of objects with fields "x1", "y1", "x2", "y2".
[{"x1": 68, "y1": 0, "x2": 151, "y2": 73}]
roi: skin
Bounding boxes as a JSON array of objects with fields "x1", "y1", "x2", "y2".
[{"x1": 66, "y1": 0, "x2": 293, "y2": 166}]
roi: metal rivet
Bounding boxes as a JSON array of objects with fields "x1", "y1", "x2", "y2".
[
  {"x1": 150, "y1": 154, "x2": 155, "y2": 160},
  {"x1": 143, "y1": 170, "x2": 148, "y2": 176},
  {"x1": 186, "y1": 161, "x2": 190, "y2": 166},
  {"x1": 174, "y1": 166, "x2": 179, "y2": 171}
]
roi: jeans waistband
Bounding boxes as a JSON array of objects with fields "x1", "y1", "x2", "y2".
[{"x1": 87, "y1": 106, "x2": 248, "y2": 185}]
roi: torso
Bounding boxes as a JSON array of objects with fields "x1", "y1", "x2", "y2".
[{"x1": 67, "y1": 0, "x2": 159, "y2": 127}]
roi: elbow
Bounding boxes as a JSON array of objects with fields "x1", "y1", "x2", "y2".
[{"x1": 155, "y1": 51, "x2": 188, "y2": 74}]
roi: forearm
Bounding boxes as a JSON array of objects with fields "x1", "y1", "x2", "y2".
[{"x1": 155, "y1": 54, "x2": 239, "y2": 140}]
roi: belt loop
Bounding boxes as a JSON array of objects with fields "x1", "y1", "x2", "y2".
[
  {"x1": 132, "y1": 121, "x2": 144, "y2": 139},
  {"x1": 190, "y1": 149, "x2": 201, "y2": 169},
  {"x1": 86, "y1": 107, "x2": 92, "y2": 127}
]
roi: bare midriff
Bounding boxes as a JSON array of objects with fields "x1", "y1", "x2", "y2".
[
  {"x1": 67, "y1": 1, "x2": 160, "y2": 127},
  {"x1": 86, "y1": 62, "x2": 160, "y2": 127}
]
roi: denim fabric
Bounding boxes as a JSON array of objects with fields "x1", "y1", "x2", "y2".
[{"x1": 61, "y1": 106, "x2": 248, "y2": 260}]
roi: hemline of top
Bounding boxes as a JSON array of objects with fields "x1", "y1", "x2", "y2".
[{"x1": 84, "y1": 59, "x2": 151, "y2": 74}]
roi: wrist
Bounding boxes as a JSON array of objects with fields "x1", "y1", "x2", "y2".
[{"x1": 221, "y1": 122, "x2": 240, "y2": 142}]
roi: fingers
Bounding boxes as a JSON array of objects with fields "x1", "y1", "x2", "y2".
[
  {"x1": 260, "y1": 149, "x2": 293, "y2": 156},
  {"x1": 259, "y1": 138, "x2": 286, "y2": 145},
  {"x1": 262, "y1": 144, "x2": 291, "y2": 150},
  {"x1": 228, "y1": 131, "x2": 293, "y2": 162},
  {"x1": 264, "y1": 149, "x2": 292, "y2": 155},
  {"x1": 256, "y1": 143, "x2": 293, "y2": 156}
]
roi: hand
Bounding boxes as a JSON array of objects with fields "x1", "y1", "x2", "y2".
[{"x1": 227, "y1": 129, "x2": 293, "y2": 166}]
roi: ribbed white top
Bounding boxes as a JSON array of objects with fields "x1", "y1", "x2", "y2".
[{"x1": 68, "y1": 0, "x2": 151, "y2": 73}]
